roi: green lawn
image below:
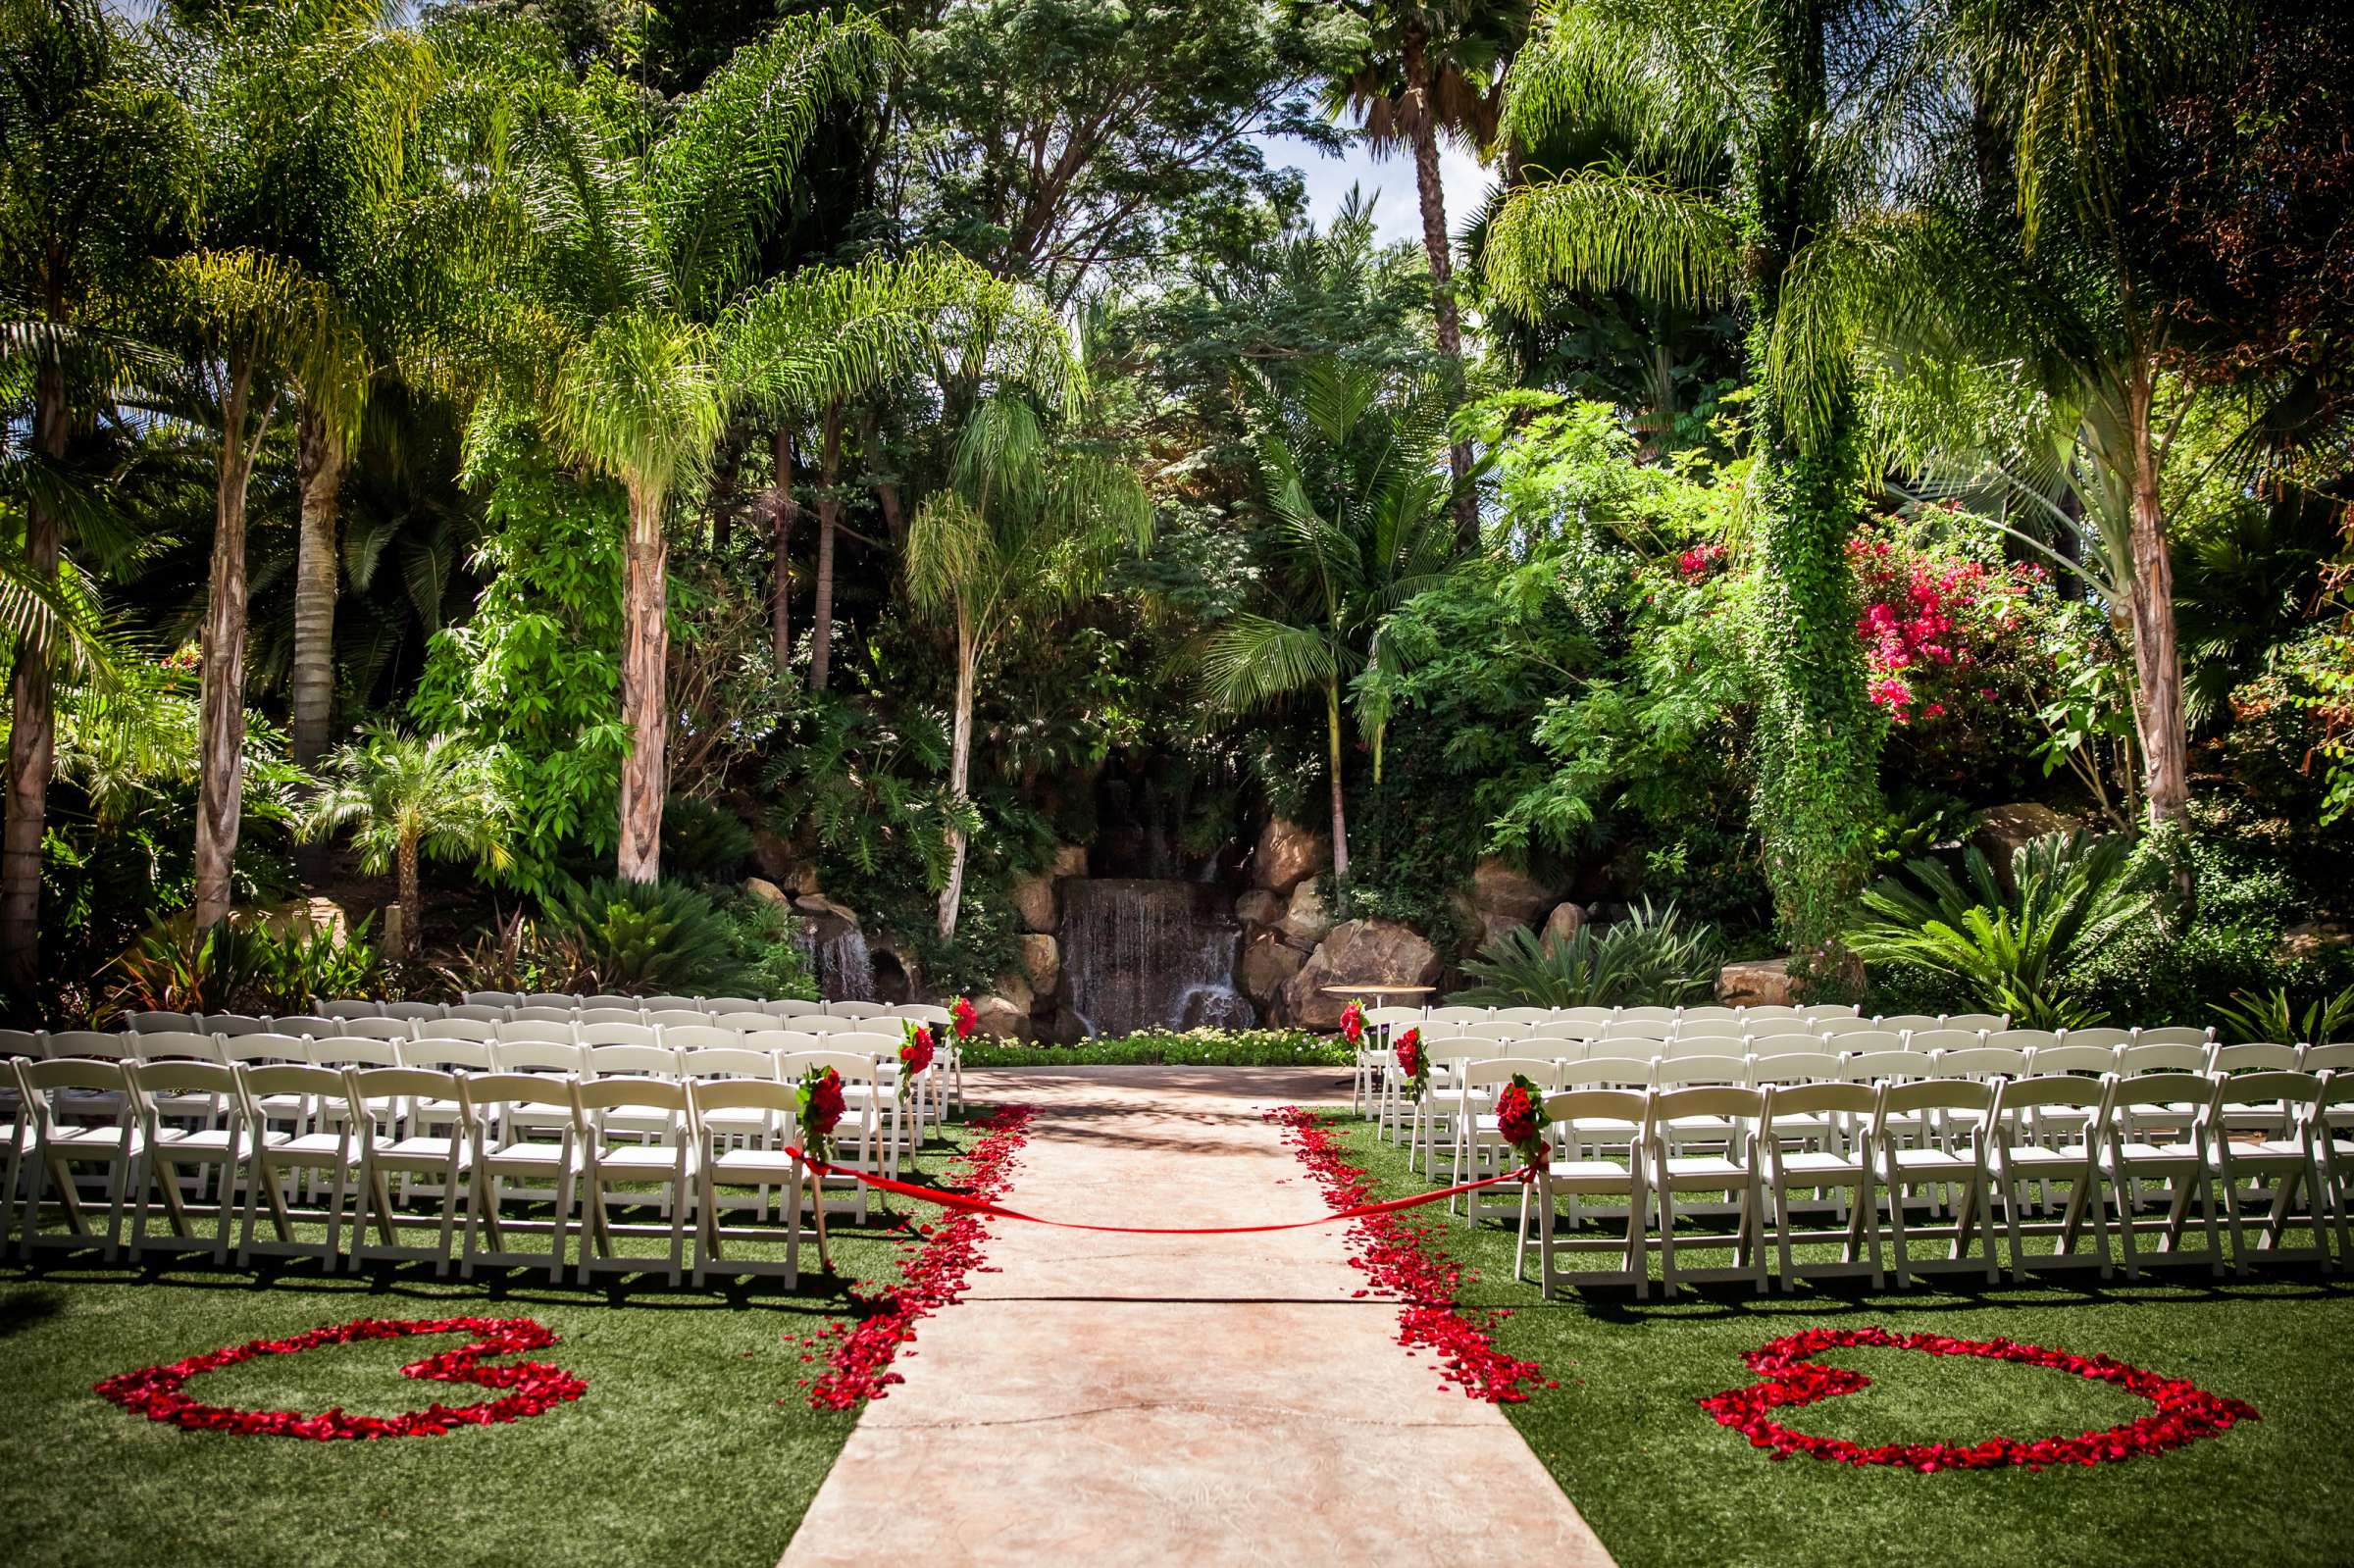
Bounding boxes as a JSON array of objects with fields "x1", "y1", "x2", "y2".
[
  {"x1": 1325, "y1": 1112, "x2": 2354, "y2": 1568},
  {"x1": 0, "y1": 1114, "x2": 988, "y2": 1568}
]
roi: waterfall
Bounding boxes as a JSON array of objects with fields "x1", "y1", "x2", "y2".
[
  {"x1": 796, "y1": 917, "x2": 875, "y2": 1003},
  {"x1": 1062, "y1": 878, "x2": 1255, "y2": 1037}
]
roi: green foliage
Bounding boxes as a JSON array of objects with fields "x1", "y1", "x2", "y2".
[
  {"x1": 411, "y1": 427, "x2": 628, "y2": 889},
  {"x1": 712, "y1": 890, "x2": 818, "y2": 1003},
  {"x1": 2211, "y1": 984, "x2": 2354, "y2": 1048},
  {"x1": 1847, "y1": 832, "x2": 2155, "y2": 1030},
  {"x1": 535, "y1": 877, "x2": 746, "y2": 995},
  {"x1": 1454, "y1": 900, "x2": 1727, "y2": 1008},
  {"x1": 297, "y1": 727, "x2": 513, "y2": 882},
  {"x1": 961, "y1": 1027, "x2": 1345, "y2": 1067},
  {"x1": 245, "y1": 914, "x2": 383, "y2": 1016},
  {"x1": 660, "y1": 794, "x2": 755, "y2": 882}
]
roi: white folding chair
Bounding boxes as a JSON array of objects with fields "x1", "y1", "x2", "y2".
[
  {"x1": 780, "y1": 1050, "x2": 880, "y2": 1220},
  {"x1": 463, "y1": 990, "x2": 522, "y2": 1009},
  {"x1": 509, "y1": 1005, "x2": 578, "y2": 1024},
  {"x1": 2093, "y1": 1073, "x2": 2224, "y2": 1278},
  {"x1": 14, "y1": 1059, "x2": 141, "y2": 1259},
  {"x1": 234, "y1": 1064, "x2": 360, "y2": 1269},
  {"x1": 1942, "y1": 1013, "x2": 2010, "y2": 1033},
  {"x1": 460, "y1": 1073, "x2": 584, "y2": 1282},
  {"x1": 1760, "y1": 1082, "x2": 1882, "y2": 1290},
  {"x1": 1869, "y1": 1080, "x2": 1999, "y2": 1286},
  {"x1": 320, "y1": 999, "x2": 384, "y2": 1021},
  {"x1": 1876, "y1": 1014, "x2": 1943, "y2": 1035},
  {"x1": 689, "y1": 1078, "x2": 802, "y2": 1288},
  {"x1": 126, "y1": 1010, "x2": 203, "y2": 1036},
  {"x1": 1984, "y1": 1075, "x2": 2112, "y2": 1282},
  {"x1": 1647, "y1": 1086, "x2": 1768, "y2": 1295},
  {"x1": 766, "y1": 997, "x2": 828, "y2": 1018},
  {"x1": 264, "y1": 1015, "x2": 338, "y2": 1040},
  {"x1": 336, "y1": 1017, "x2": 418, "y2": 1042},
  {"x1": 1518, "y1": 1088, "x2": 1651, "y2": 1298},
  {"x1": 383, "y1": 1001, "x2": 447, "y2": 1023},
  {"x1": 2207, "y1": 1070, "x2": 2327, "y2": 1273},
  {"x1": 1449, "y1": 1058, "x2": 1558, "y2": 1224},
  {"x1": 576, "y1": 1078, "x2": 694, "y2": 1286},
  {"x1": 1799, "y1": 1003, "x2": 1862, "y2": 1022},
  {"x1": 579, "y1": 1021, "x2": 660, "y2": 1048},
  {"x1": 827, "y1": 1001, "x2": 893, "y2": 1020},
  {"x1": 124, "y1": 1059, "x2": 245, "y2": 1261},
  {"x1": 660, "y1": 1024, "x2": 741, "y2": 1054},
  {"x1": 712, "y1": 1011, "x2": 775, "y2": 1033},
  {"x1": 347, "y1": 1066, "x2": 470, "y2": 1275},
  {"x1": 1426, "y1": 1005, "x2": 1490, "y2": 1026},
  {"x1": 2315, "y1": 1072, "x2": 2354, "y2": 1269},
  {"x1": 445, "y1": 1003, "x2": 509, "y2": 1023},
  {"x1": 2136, "y1": 1025, "x2": 2214, "y2": 1047}
]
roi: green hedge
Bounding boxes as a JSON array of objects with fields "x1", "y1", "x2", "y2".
[{"x1": 959, "y1": 1028, "x2": 1350, "y2": 1068}]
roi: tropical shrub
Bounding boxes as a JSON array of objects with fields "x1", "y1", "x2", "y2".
[
  {"x1": 1846, "y1": 832, "x2": 2155, "y2": 1029},
  {"x1": 247, "y1": 914, "x2": 383, "y2": 1015},
  {"x1": 536, "y1": 878, "x2": 746, "y2": 995},
  {"x1": 1453, "y1": 901, "x2": 1727, "y2": 1008},
  {"x1": 2211, "y1": 984, "x2": 2354, "y2": 1046},
  {"x1": 660, "y1": 794, "x2": 756, "y2": 882},
  {"x1": 299, "y1": 729, "x2": 512, "y2": 957}
]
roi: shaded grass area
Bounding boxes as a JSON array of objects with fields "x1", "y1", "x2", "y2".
[
  {"x1": 1324, "y1": 1112, "x2": 2354, "y2": 1568},
  {"x1": 0, "y1": 1114, "x2": 990, "y2": 1568},
  {"x1": 962, "y1": 1029, "x2": 1347, "y2": 1068}
]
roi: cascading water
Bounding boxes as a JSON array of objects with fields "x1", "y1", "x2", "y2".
[
  {"x1": 1062, "y1": 878, "x2": 1255, "y2": 1037},
  {"x1": 796, "y1": 917, "x2": 876, "y2": 1003}
]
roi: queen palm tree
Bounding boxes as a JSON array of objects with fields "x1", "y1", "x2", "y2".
[
  {"x1": 489, "y1": 13, "x2": 1059, "y2": 885},
  {"x1": 1482, "y1": 0, "x2": 1900, "y2": 958},
  {"x1": 1319, "y1": 0, "x2": 1528, "y2": 543},
  {"x1": 1202, "y1": 355, "x2": 1456, "y2": 884},
  {"x1": 299, "y1": 728, "x2": 511, "y2": 958},
  {"x1": 0, "y1": 0, "x2": 182, "y2": 993}
]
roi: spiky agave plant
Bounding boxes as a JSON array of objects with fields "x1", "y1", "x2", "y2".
[
  {"x1": 1844, "y1": 831, "x2": 2155, "y2": 1030},
  {"x1": 1454, "y1": 899, "x2": 1726, "y2": 1008}
]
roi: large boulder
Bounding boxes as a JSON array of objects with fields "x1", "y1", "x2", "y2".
[
  {"x1": 1541, "y1": 900, "x2": 1587, "y2": 946},
  {"x1": 1011, "y1": 873, "x2": 1058, "y2": 934},
  {"x1": 968, "y1": 991, "x2": 1032, "y2": 1039},
  {"x1": 1181, "y1": 989, "x2": 1257, "y2": 1030},
  {"x1": 1280, "y1": 919, "x2": 1441, "y2": 1030},
  {"x1": 1252, "y1": 817, "x2": 1330, "y2": 894},
  {"x1": 1716, "y1": 956, "x2": 1800, "y2": 1008},
  {"x1": 793, "y1": 892, "x2": 859, "y2": 927},
  {"x1": 1277, "y1": 881, "x2": 1335, "y2": 948},
  {"x1": 1234, "y1": 888, "x2": 1283, "y2": 928},
  {"x1": 1239, "y1": 936, "x2": 1306, "y2": 1011},
  {"x1": 743, "y1": 877, "x2": 790, "y2": 906},
  {"x1": 1051, "y1": 843, "x2": 1089, "y2": 880},
  {"x1": 1015, "y1": 934, "x2": 1061, "y2": 999},
  {"x1": 1469, "y1": 855, "x2": 1554, "y2": 925},
  {"x1": 1971, "y1": 802, "x2": 2073, "y2": 887}
]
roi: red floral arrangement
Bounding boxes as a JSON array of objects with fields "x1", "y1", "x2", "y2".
[
  {"x1": 1394, "y1": 1028, "x2": 1426, "y2": 1096},
  {"x1": 94, "y1": 1317, "x2": 585, "y2": 1441},
  {"x1": 793, "y1": 1105, "x2": 1034, "y2": 1410},
  {"x1": 1268, "y1": 1106, "x2": 1551, "y2": 1404},
  {"x1": 1494, "y1": 1073, "x2": 1550, "y2": 1170},
  {"x1": 898, "y1": 1022, "x2": 936, "y2": 1103},
  {"x1": 1700, "y1": 1327, "x2": 2259, "y2": 1472},
  {"x1": 950, "y1": 995, "x2": 978, "y2": 1039},
  {"x1": 797, "y1": 1065, "x2": 845, "y2": 1157},
  {"x1": 1340, "y1": 997, "x2": 1366, "y2": 1044}
]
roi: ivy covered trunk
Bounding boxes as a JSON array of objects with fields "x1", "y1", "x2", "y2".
[
  {"x1": 936, "y1": 607, "x2": 975, "y2": 939},
  {"x1": 1400, "y1": 23, "x2": 1479, "y2": 549},
  {"x1": 0, "y1": 352, "x2": 66, "y2": 993},
  {"x1": 1746, "y1": 0, "x2": 1879, "y2": 968},
  {"x1": 615, "y1": 483, "x2": 668, "y2": 884},
  {"x1": 290, "y1": 402, "x2": 346, "y2": 772},
  {"x1": 770, "y1": 427, "x2": 797, "y2": 671},
  {"x1": 195, "y1": 358, "x2": 258, "y2": 932}
]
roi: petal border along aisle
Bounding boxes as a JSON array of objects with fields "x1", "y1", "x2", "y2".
[
  {"x1": 1699, "y1": 1327, "x2": 2261, "y2": 1472},
  {"x1": 1267, "y1": 1105, "x2": 1553, "y2": 1405},
  {"x1": 94, "y1": 1317, "x2": 587, "y2": 1440},
  {"x1": 793, "y1": 1104, "x2": 1036, "y2": 1411}
]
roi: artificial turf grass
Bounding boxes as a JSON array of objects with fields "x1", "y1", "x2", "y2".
[
  {"x1": 0, "y1": 1111, "x2": 992, "y2": 1568},
  {"x1": 1323, "y1": 1111, "x2": 2354, "y2": 1568}
]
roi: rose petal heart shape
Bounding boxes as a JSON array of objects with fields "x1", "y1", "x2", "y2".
[
  {"x1": 95, "y1": 1316, "x2": 587, "y2": 1441},
  {"x1": 1699, "y1": 1326, "x2": 2258, "y2": 1472}
]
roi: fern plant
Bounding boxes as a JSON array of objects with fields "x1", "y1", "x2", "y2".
[
  {"x1": 1845, "y1": 832, "x2": 2154, "y2": 1031},
  {"x1": 1454, "y1": 900, "x2": 1726, "y2": 1008},
  {"x1": 2211, "y1": 984, "x2": 2354, "y2": 1047}
]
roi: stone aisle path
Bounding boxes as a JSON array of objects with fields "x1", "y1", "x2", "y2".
[{"x1": 781, "y1": 1065, "x2": 1613, "y2": 1567}]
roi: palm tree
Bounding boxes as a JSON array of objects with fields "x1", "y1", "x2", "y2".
[
  {"x1": 1321, "y1": 0, "x2": 1528, "y2": 542},
  {"x1": 299, "y1": 728, "x2": 512, "y2": 958},
  {"x1": 488, "y1": 13, "x2": 1053, "y2": 884},
  {"x1": 0, "y1": 0, "x2": 179, "y2": 994},
  {"x1": 153, "y1": 0, "x2": 432, "y2": 931},
  {"x1": 1202, "y1": 356, "x2": 1456, "y2": 884},
  {"x1": 1482, "y1": 0, "x2": 1897, "y2": 960},
  {"x1": 905, "y1": 352, "x2": 1152, "y2": 938}
]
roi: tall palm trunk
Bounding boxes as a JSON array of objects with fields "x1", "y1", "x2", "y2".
[
  {"x1": 1401, "y1": 23, "x2": 1479, "y2": 548},
  {"x1": 616, "y1": 483, "x2": 669, "y2": 883},
  {"x1": 861, "y1": 409, "x2": 906, "y2": 545},
  {"x1": 809, "y1": 404, "x2": 844, "y2": 692},
  {"x1": 770, "y1": 427, "x2": 797, "y2": 671},
  {"x1": 1, "y1": 352, "x2": 67, "y2": 994},
  {"x1": 936, "y1": 605, "x2": 975, "y2": 938},
  {"x1": 194, "y1": 356, "x2": 260, "y2": 932},
  {"x1": 2123, "y1": 363, "x2": 2189, "y2": 833},
  {"x1": 395, "y1": 833, "x2": 421, "y2": 959},
  {"x1": 290, "y1": 402, "x2": 346, "y2": 772},
  {"x1": 1324, "y1": 680, "x2": 1351, "y2": 884}
]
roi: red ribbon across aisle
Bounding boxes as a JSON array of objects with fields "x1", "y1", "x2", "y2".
[{"x1": 784, "y1": 1145, "x2": 1531, "y2": 1235}]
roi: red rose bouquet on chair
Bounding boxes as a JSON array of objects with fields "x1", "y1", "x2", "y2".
[
  {"x1": 1340, "y1": 997, "x2": 1366, "y2": 1044},
  {"x1": 1494, "y1": 1073, "x2": 1550, "y2": 1175},
  {"x1": 950, "y1": 995, "x2": 978, "y2": 1039},
  {"x1": 796, "y1": 1064, "x2": 847, "y2": 1272},
  {"x1": 898, "y1": 1022, "x2": 935, "y2": 1104},
  {"x1": 1394, "y1": 1028, "x2": 1427, "y2": 1099}
]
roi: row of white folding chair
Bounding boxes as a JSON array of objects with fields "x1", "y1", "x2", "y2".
[
  {"x1": 1512, "y1": 1070, "x2": 2354, "y2": 1298},
  {"x1": 458, "y1": 992, "x2": 949, "y2": 1022},
  {"x1": 3, "y1": 1055, "x2": 894, "y2": 1286}
]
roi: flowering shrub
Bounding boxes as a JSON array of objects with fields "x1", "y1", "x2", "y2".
[{"x1": 1676, "y1": 541, "x2": 1729, "y2": 582}]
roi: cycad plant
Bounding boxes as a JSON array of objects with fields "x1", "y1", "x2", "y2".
[
  {"x1": 1454, "y1": 899, "x2": 1725, "y2": 1007},
  {"x1": 298, "y1": 728, "x2": 512, "y2": 958},
  {"x1": 537, "y1": 877, "x2": 746, "y2": 995},
  {"x1": 1202, "y1": 356, "x2": 1458, "y2": 883},
  {"x1": 1844, "y1": 831, "x2": 2155, "y2": 1030}
]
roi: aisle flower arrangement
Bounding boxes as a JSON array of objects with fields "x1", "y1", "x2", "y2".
[
  {"x1": 797, "y1": 1063, "x2": 847, "y2": 1272},
  {"x1": 898, "y1": 1021, "x2": 936, "y2": 1104},
  {"x1": 1394, "y1": 1028, "x2": 1426, "y2": 1099}
]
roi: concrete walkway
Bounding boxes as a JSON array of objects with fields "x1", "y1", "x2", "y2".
[{"x1": 781, "y1": 1065, "x2": 1612, "y2": 1567}]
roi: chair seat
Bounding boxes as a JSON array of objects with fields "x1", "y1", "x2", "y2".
[
  {"x1": 711, "y1": 1147, "x2": 799, "y2": 1180},
  {"x1": 265, "y1": 1132, "x2": 350, "y2": 1161},
  {"x1": 1661, "y1": 1155, "x2": 1749, "y2": 1183},
  {"x1": 47, "y1": 1125, "x2": 139, "y2": 1154},
  {"x1": 2228, "y1": 1138, "x2": 2313, "y2": 1166},
  {"x1": 1777, "y1": 1149, "x2": 1865, "y2": 1178},
  {"x1": 154, "y1": 1128, "x2": 246, "y2": 1158},
  {"x1": 1995, "y1": 1144, "x2": 2095, "y2": 1172},
  {"x1": 2105, "y1": 1141, "x2": 2201, "y2": 1167},
  {"x1": 699, "y1": 1109, "x2": 775, "y2": 1137},
  {"x1": 1883, "y1": 1147, "x2": 1976, "y2": 1175},
  {"x1": 592, "y1": 1144, "x2": 691, "y2": 1173},
  {"x1": 483, "y1": 1139, "x2": 575, "y2": 1170},
  {"x1": 373, "y1": 1136, "x2": 463, "y2": 1163},
  {"x1": 1546, "y1": 1159, "x2": 1640, "y2": 1188}
]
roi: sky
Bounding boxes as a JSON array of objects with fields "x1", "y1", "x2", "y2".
[{"x1": 1254, "y1": 132, "x2": 1496, "y2": 250}]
